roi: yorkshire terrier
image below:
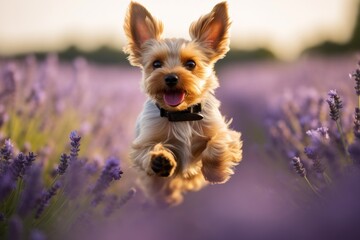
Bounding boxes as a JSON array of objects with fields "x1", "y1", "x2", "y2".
[{"x1": 123, "y1": 1, "x2": 242, "y2": 206}]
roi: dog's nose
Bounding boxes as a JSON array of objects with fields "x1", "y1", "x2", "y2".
[{"x1": 165, "y1": 74, "x2": 178, "y2": 87}]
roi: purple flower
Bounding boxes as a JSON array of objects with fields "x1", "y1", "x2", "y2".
[
  {"x1": 304, "y1": 146, "x2": 318, "y2": 160},
  {"x1": 354, "y1": 108, "x2": 360, "y2": 139},
  {"x1": 30, "y1": 229, "x2": 47, "y2": 240},
  {"x1": 350, "y1": 65, "x2": 360, "y2": 96},
  {"x1": 93, "y1": 157, "x2": 123, "y2": 192},
  {"x1": 103, "y1": 194, "x2": 118, "y2": 217},
  {"x1": 0, "y1": 170, "x2": 16, "y2": 201},
  {"x1": 0, "y1": 64, "x2": 18, "y2": 99},
  {"x1": 326, "y1": 98, "x2": 340, "y2": 121},
  {"x1": 103, "y1": 188, "x2": 136, "y2": 217},
  {"x1": 327, "y1": 89, "x2": 338, "y2": 98},
  {"x1": 85, "y1": 160, "x2": 99, "y2": 175},
  {"x1": 118, "y1": 187, "x2": 136, "y2": 208},
  {"x1": 0, "y1": 139, "x2": 13, "y2": 162},
  {"x1": 35, "y1": 181, "x2": 61, "y2": 219},
  {"x1": 69, "y1": 131, "x2": 81, "y2": 163},
  {"x1": 306, "y1": 127, "x2": 329, "y2": 143},
  {"x1": 92, "y1": 157, "x2": 123, "y2": 205},
  {"x1": 63, "y1": 159, "x2": 86, "y2": 199},
  {"x1": 57, "y1": 153, "x2": 69, "y2": 175},
  {"x1": 8, "y1": 215, "x2": 23, "y2": 240},
  {"x1": 25, "y1": 152, "x2": 36, "y2": 168},
  {"x1": 327, "y1": 90, "x2": 343, "y2": 121},
  {"x1": 292, "y1": 157, "x2": 306, "y2": 177},
  {"x1": 312, "y1": 159, "x2": 326, "y2": 173},
  {"x1": 17, "y1": 164, "x2": 43, "y2": 217},
  {"x1": 12, "y1": 152, "x2": 26, "y2": 178}
]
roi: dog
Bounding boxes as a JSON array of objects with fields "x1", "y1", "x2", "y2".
[{"x1": 123, "y1": 1, "x2": 242, "y2": 206}]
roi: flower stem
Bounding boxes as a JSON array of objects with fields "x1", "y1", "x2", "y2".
[
  {"x1": 304, "y1": 176, "x2": 322, "y2": 198},
  {"x1": 323, "y1": 172, "x2": 332, "y2": 185},
  {"x1": 335, "y1": 119, "x2": 352, "y2": 164}
]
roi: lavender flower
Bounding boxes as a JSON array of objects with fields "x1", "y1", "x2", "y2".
[
  {"x1": 0, "y1": 140, "x2": 13, "y2": 176},
  {"x1": 57, "y1": 153, "x2": 69, "y2": 175},
  {"x1": 104, "y1": 188, "x2": 136, "y2": 217},
  {"x1": 63, "y1": 159, "x2": 85, "y2": 199},
  {"x1": 304, "y1": 146, "x2": 318, "y2": 161},
  {"x1": 93, "y1": 157, "x2": 123, "y2": 193},
  {"x1": 26, "y1": 84, "x2": 46, "y2": 106},
  {"x1": 92, "y1": 157, "x2": 123, "y2": 205},
  {"x1": 326, "y1": 90, "x2": 350, "y2": 162},
  {"x1": 0, "y1": 64, "x2": 18, "y2": 100},
  {"x1": 312, "y1": 159, "x2": 326, "y2": 174},
  {"x1": 292, "y1": 156, "x2": 323, "y2": 196},
  {"x1": 1, "y1": 139, "x2": 13, "y2": 162},
  {"x1": 103, "y1": 194, "x2": 118, "y2": 217},
  {"x1": 304, "y1": 145, "x2": 325, "y2": 174},
  {"x1": 8, "y1": 216, "x2": 23, "y2": 240},
  {"x1": 117, "y1": 187, "x2": 136, "y2": 208},
  {"x1": 0, "y1": 171, "x2": 16, "y2": 201},
  {"x1": 326, "y1": 90, "x2": 343, "y2": 121},
  {"x1": 7, "y1": 152, "x2": 30, "y2": 183},
  {"x1": 0, "y1": 56, "x2": 133, "y2": 238},
  {"x1": 12, "y1": 152, "x2": 26, "y2": 178},
  {"x1": 17, "y1": 164, "x2": 43, "y2": 217},
  {"x1": 30, "y1": 229, "x2": 47, "y2": 240},
  {"x1": 85, "y1": 160, "x2": 99, "y2": 175},
  {"x1": 350, "y1": 63, "x2": 360, "y2": 96},
  {"x1": 326, "y1": 98, "x2": 340, "y2": 121},
  {"x1": 25, "y1": 152, "x2": 36, "y2": 168},
  {"x1": 306, "y1": 127, "x2": 329, "y2": 140},
  {"x1": 354, "y1": 108, "x2": 360, "y2": 139},
  {"x1": 69, "y1": 131, "x2": 81, "y2": 163},
  {"x1": 292, "y1": 157, "x2": 306, "y2": 177},
  {"x1": 328, "y1": 90, "x2": 343, "y2": 109},
  {"x1": 35, "y1": 181, "x2": 61, "y2": 219}
]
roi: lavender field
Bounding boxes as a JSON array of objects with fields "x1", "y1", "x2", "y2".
[{"x1": 1, "y1": 53, "x2": 360, "y2": 240}]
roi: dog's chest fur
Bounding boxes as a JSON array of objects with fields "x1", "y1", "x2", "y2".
[{"x1": 136, "y1": 99, "x2": 211, "y2": 175}]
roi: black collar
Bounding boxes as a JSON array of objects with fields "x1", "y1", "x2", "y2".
[{"x1": 156, "y1": 103, "x2": 203, "y2": 122}]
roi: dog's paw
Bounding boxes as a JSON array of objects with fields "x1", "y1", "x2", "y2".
[{"x1": 150, "y1": 154, "x2": 176, "y2": 177}]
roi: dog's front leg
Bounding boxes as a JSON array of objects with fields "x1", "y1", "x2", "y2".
[
  {"x1": 131, "y1": 142, "x2": 177, "y2": 177},
  {"x1": 201, "y1": 130, "x2": 242, "y2": 184}
]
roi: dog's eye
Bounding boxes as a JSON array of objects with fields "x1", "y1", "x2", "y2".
[
  {"x1": 152, "y1": 60, "x2": 162, "y2": 69},
  {"x1": 185, "y1": 60, "x2": 196, "y2": 70}
]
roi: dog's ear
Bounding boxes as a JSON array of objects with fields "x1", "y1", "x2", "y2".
[
  {"x1": 123, "y1": 2, "x2": 163, "y2": 66},
  {"x1": 189, "y1": 2, "x2": 230, "y2": 61}
]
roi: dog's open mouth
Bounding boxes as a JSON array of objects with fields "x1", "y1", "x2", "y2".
[{"x1": 163, "y1": 90, "x2": 185, "y2": 107}]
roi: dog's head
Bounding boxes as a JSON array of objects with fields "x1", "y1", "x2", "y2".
[{"x1": 124, "y1": 1, "x2": 230, "y2": 111}]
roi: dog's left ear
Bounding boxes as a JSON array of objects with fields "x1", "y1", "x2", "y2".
[{"x1": 189, "y1": 2, "x2": 230, "y2": 61}]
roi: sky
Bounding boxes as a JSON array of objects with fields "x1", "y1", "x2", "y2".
[{"x1": 0, "y1": 0, "x2": 358, "y2": 60}]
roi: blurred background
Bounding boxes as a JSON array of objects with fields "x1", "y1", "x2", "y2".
[
  {"x1": 0, "y1": 0, "x2": 359, "y2": 61},
  {"x1": 1, "y1": 1, "x2": 360, "y2": 240}
]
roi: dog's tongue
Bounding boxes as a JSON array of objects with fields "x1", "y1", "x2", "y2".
[{"x1": 163, "y1": 90, "x2": 185, "y2": 107}]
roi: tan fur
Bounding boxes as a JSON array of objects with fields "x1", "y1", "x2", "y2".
[{"x1": 124, "y1": 1, "x2": 242, "y2": 207}]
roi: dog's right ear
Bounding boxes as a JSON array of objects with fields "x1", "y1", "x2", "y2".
[{"x1": 123, "y1": 2, "x2": 163, "y2": 66}]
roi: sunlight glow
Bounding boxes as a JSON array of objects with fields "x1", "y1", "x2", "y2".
[{"x1": 0, "y1": 0, "x2": 358, "y2": 60}]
